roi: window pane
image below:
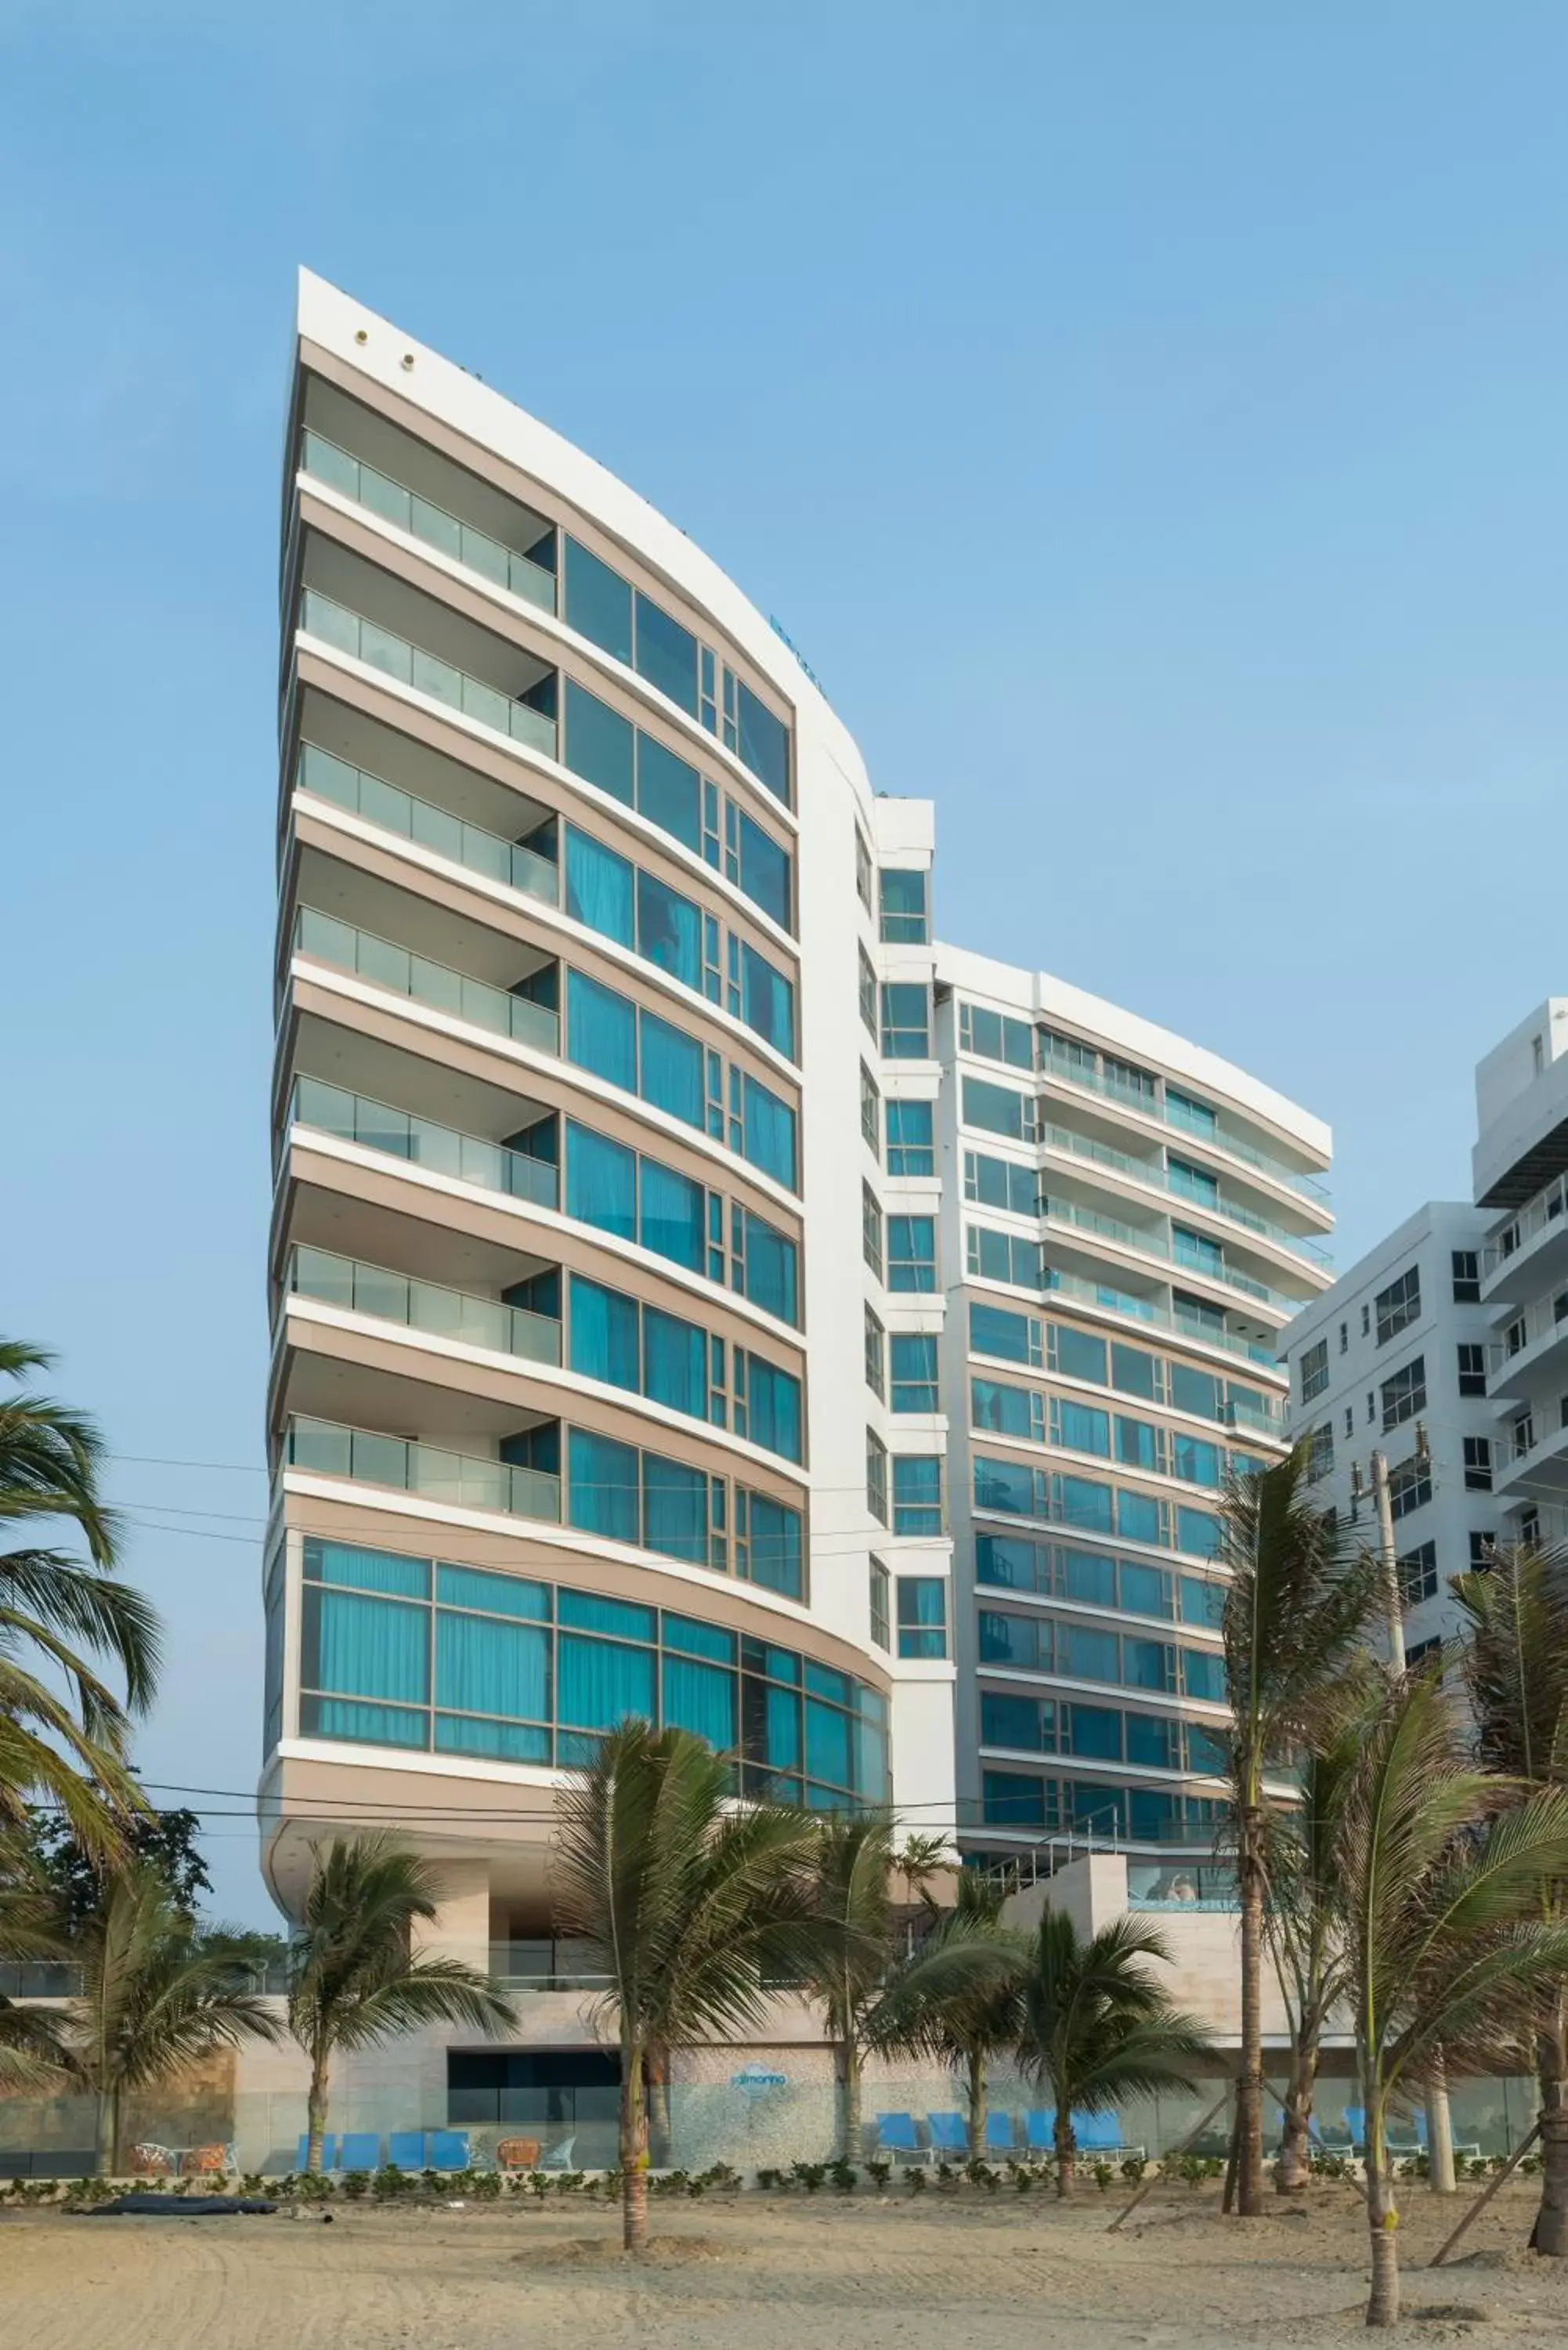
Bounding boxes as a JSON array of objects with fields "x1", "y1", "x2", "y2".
[
  {"x1": 736, "y1": 680, "x2": 790, "y2": 804},
  {"x1": 643, "y1": 1305, "x2": 707, "y2": 1419},
  {"x1": 737, "y1": 811, "x2": 791, "y2": 928},
  {"x1": 435, "y1": 1565, "x2": 549, "y2": 1620},
  {"x1": 556, "y1": 1632, "x2": 655, "y2": 1730},
  {"x1": 569, "y1": 1273, "x2": 640, "y2": 1391},
  {"x1": 640, "y1": 1010, "x2": 704, "y2": 1127},
  {"x1": 642, "y1": 1454, "x2": 709, "y2": 1564},
  {"x1": 738, "y1": 1208, "x2": 799, "y2": 1324},
  {"x1": 634, "y1": 593, "x2": 698, "y2": 714},
  {"x1": 435, "y1": 1612, "x2": 548, "y2": 1721},
  {"x1": 303, "y1": 1588, "x2": 428, "y2": 1705},
  {"x1": 662, "y1": 1653, "x2": 735, "y2": 1748},
  {"x1": 744, "y1": 1354, "x2": 803, "y2": 1461},
  {"x1": 638, "y1": 1155, "x2": 705, "y2": 1271},
  {"x1": 744, "y1": 1492, "x2": 803, "y2": 1599},
  {"x1": 742, "y1": 1075, "x2": 797, "y2": 1189},
  {"x1": 567, "y1": 970, "x2": 638, "y2": 1091},
  {"x1": 636, "y1": 870, "x2": 702, "y2": 989},
  {"x1": 563, "y1": 680, "x2": 635, "y2": 806},
  {"x1": 564, "y1": 537, "x2": 632, "y2": 663},
  {"x1": 565, "y1": 1121, "x2": 637, "y2": 1240},
  {"x1": 636, "y1": 735, "x2": 702, "y2": 852},
  {"x1": 741, "y1": 942, "x2": 796, "y2": 1059},
  {"x1": 565, "y1": 826, "x2": 634, "y2": 945},
  {"x1": 304, "y1": 1538, "x2": 430, "y2": 1600},
  {"x1": 568, "y1": 1427, "x2": 640, "y2": 1546},
  {"x1": 1054, "y1": 1326, "x2": 1107, "y2": 1384},
  {"x1": 1062, "y1": 1547, "x2": 1115, "y2": 1607}
]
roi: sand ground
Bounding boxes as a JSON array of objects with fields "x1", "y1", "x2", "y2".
[{"x1": 5, "y1": 2178, "x2": 1568, "y2": 2348}]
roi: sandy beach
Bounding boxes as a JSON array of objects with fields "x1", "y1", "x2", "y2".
[{"x1": 5, "y1": 2179, "x2": 1568, "y2": 2349}]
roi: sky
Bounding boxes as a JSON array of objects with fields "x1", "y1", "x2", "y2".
[{"x1": 3, "y1": 1, "x2": 1566, "y2": 1922}]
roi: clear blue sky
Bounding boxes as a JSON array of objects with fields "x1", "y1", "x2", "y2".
[{"x1": 5, "y1": 2, "x2": 1566, "y2": 1921}]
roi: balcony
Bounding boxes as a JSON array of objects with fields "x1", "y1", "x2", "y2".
[
  {"x1": 299, "y1": 588, "x2": 558, "y2": 762},
  {"x1": 284, "y1": 1413, "x2": 562, "y2": 1524},
  {"x1": 1494, "y1": 1409, "x2": 1568, "y2": 1500},
  {"x1": 292, "y1": 907, "x2": 560, "y2": 1060},
  {"x1": 1040, "y1": 1265, "x2": 1280, "y2": 1371},
  {"x1": 1481, "y1": 1173, "x2": 1568, "y2": 1303},
  {"x1": 286, "y1": 1076, "x2": 559, "y2": 1213},
  {"x1": 295, "y1": 740, "x2": 560, "y2": 909},
  {"x1": 1487, "y1": 1286, "x2": 1568, "y2": 1401},
  {"x1": 1038, "y1": 1195, "x2": 1303, "y2": 1318},
  {"x1": 1035, "y1": 1041, "x2": 1328, "y2": 1206},
  {"x1": 302, "y1": 428, "x2": 558, "y2": 615},
  {"x1": 287, "y1": 1244, "x2": 562, "y2": 1368},
  {"x1": 1039, "y1": 1120, "x2": 1331, "y2": 1272}
]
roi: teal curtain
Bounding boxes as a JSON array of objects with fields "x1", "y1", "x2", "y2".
[
  {"x1": 568, "y1": 1429, "x2": 640, "y2": 1546},
  {"x1": 639, "y1": 1156, "x2": 705, "y2": 1271},
  {"x1": 662, "y1": 1654, "x2": 735, "y2": 1749},
  {"x1": 737, "y1": 811, "x2": 790, "y2": 927},
  {"x1": 435, "y1": 1716, "x2": 550, "y2": 1763},
  {"x1": 303, "y1": 1538, "x2": 429, "y2": 1599},
  {"x1": 643, "y1": 1307, "x2": 706, "y2": 1419},
  {"x1": 739, "y1": 1210, "x2": 797, "y2": 1324},
  {"x1": 565, "y1": 826, "x2": 634, "y2": 945},
  {"x1": 1060, "y1": 1473, "x2": 1114, "y2": 1534},
  {"x1": 763, "y1": 1683, "x2": 800, "y2": 1770},
  {"x1": 634, "y1": 734, "x2": 701, "y2": 849},
  {"x1": 804, "y1": 1700, "x2": 851, "y2": 1792},
  {"x1": 303, "y1": 1695, "x2": 427, "y2": 1748},
  {"x1": 639, "y1": 1010, "x2": 703, "y2": 1127},
  {"x1": 1173, "y1": 1435, "x2": 1221, "y2": 1488},
  {"x1": 567, "y1": 970, "x2": 637, "y2": 1090},
  {"x1": 663, "y1": 1613, "x2": 735, "y2": 1665},
  {"x1": 742, "y1": 1076, "x2": 796, "y2": 1189},
  {"x1": 435, "y1": 1564, "x2": 549, "y2": 1620},
  {"x1": 557, "y1": 1633, "x2": 655, "y2": 1730},
  {"x1": 569, "y1": 1274, "x2": 641, "y2": 1392},
  {"x1": 558, "y1": 1589, "x2": 655, "y2": 1640},
  {"x1": 1117, "y1": 1488, "x2": 1161, "y2": 1546},
  {"x1": 636, "y1": 870, "x2": 701, "y2": 988},
  {"x1": 740, "y1": 944, "x2": 795, "y2": 1059},
  {"x1": 1177, "y1": 1506, "x2": 1221, "y2": 1559},
  {"x1": 974, "y1": 1456, "x2": 1034, "y2": 1517},
  {"x1": 565, "y1": 1121, "x2": 637, "y2": 1239},
  {"x1": 643, "y1": 1454, "x2": 709, "y2": 1564},
  {"x1": 744, "y1": 1492, "x2": 802, "y2": 1599},
  {"x1": 742, "y1": 1355, "x2": 801, "y2": 1462},
  {"x1": 435, "y1": 1611, "x2": 549, "y2": 1722},
  {"x1": 305, "y1": 1588, "x2": 428, "y2": 1703}
]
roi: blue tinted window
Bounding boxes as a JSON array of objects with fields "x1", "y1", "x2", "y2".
[
  {"x1": 435, "y1": 1565, "x2": 549, "y2": 1620},
  {"x1": 891, "y1": 1333, "x2": 938, "y2": 1412},
  {"x1": 982, "y1": 1771, "x2": 1047, "y2": 1827},
  {"x1": 736, "y1": 680, "x2": 789, "y2": 805},
  {"x1": 1118, "y1": 1561, "x2": 1169, "y2": 1618},
  {"x1": 981, "y1": 1692, "x2": 1047, "y2": 1751},
  {"x1": 640, "y1": 1010, "x2": 703, "y2": 1128},
  {"x1": 563, "y1": 680, "x2": 635, "y2": 807},
  {"x1": 564, "y1": 538, "x2": 632, "y2": 663},
  {"x1": 565, "y1": 1121, "x2": 637, "y2": 1240},
  {"x1": 1177, "y1": 1506, "x2": 1222, "y2": 1559},
  {"x1": 303, "y1": 1588, "x2": 428, "y2": 1705},
  {"x1": 662, "y1": 1653, "x2": 734, "y2": 1747},
  {"x1": 644, "y1": 1306, "x2": 707, "y2": 1420},
  {"x1": 1182, "y1": 1648, "x2": 1226, "y2": 1701},
  {"x1": 567, "y1": 970, "x2": 637, "y2": 1090},
  {"x1": 896, "y1": 1573, "x2": 947, "y2": 1655},
  {"x1": 886, "y1": 1098, "x2": 934, "y2": 1176},
  {"x1": 435, "y1": 1716, "x2": 551, "y2": 1763},
  {"x1": 569, "y1": 1274, "x2": 640, "y2": 1391},
  {"x1": 963, "y1": 1077, "x2": 1030, "y2": 1141},
  {"x1": 559, "y1": 1589, "x2": 656, "y2": 1640},
  {"x1": 634, "y1": 593, "x2": 698, "y2": 714},
  {"x1": 888, "y1": 1215, "x2": 935, "y2": 1292},
  {"x1": 636, "y1": 735, "x2": 702, "y2": 852},
  {"x1": 878, "y1": 869, "x2": 929, "y2": 943},
  {"x1": 893, "y1": 1455, "x2": 943, "y2": 1536},
  {"x1": 742, "y1": 1354, "x2": 803, "y2": 1462},
  {"x1": 663, "y1": 1614, "x2": 735, "y2": 1664},
  {"x1": 1118, "y1": 1489, "x2": 1162, "y2": 1547},
  {"x1": 435, "y1": 1611, "x2": 548, "y2": 1721},
  {"x1": 1063, "y1": 1547, "x2": 1116, "y2": 1606},
  {"x1": 742, "y1": 1075, "x2": 797, "y2": 1190},
  {"x1": 557, "y1": 1632, "x2": 655, "y2": 1730},
  {"x1": 737, "y1": 1208, "x2": 798, "y2": 1325},
  {"x1": 741, "y1": 943, "x2": 796, "y2": 1059},
  {"x1": 1058, "y1": 1474, "x2": 1114, "y2": 1535},
  {"x1": 304, "y1": 1538, "x2": 429, "y2": 1600},
  {"x1": 737, "y1": 810, "x2": 791, "y2": 929},
  {"x1": 637, "y1": 869, "x2": 702, "y2": 989},
  {"x1": 1063, "y1": 1623, "x2": 1118, "y2": 1683},
  {"x1": 967, "y1": 1306, "x2": 1028, "y2": 1368},
  {"x1": 975, "y1": 1455, "x2": 1038, "y2": 1516},
  {"x1": 639, "y1": 1155, "x2": 705, "y2": 1271},
  {"x1": 1116, "y1": 1416, "x2": 1162, "y2": 1472},
  {"x1": 880, "y1": 982, "x2": 930, "y2": 1059},
  {"x1": 1170, "y1": 1363, "x2": 1222, "y2": 1419},
  {"x1": 1181, "y1": 1575, "x2": 1226, "y2": 1629},
  {"x1": 973, "y1": 1378, "x2": 1035, "y2": 1439},
  {"x1": 642, "y1": 1453, "x2": 709, "y2": 1564},
  {"x1": 1057, "y1": 1399, "x2": 1110, "y2": 1456},
  {"x1": 568, "y1": 1428, "x2": 641, "y2": 1546},
  {"x1": 565, "y1": 826, "x2": 634, "y2": 945},
  {"x1": 744, "y1": 1491, "x2": 803, "y2": 1599},
  {"x1": 1068, "y1": 1704, "x2": 1122, "y2": 1761}
]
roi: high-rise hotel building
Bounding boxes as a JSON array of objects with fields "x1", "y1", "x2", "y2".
[{"x1": 261, "y1": 274, "x2": 1333, "y2": 1966}]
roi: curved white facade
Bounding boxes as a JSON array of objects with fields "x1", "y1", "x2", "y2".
[{"x1": 261, "y1": 273, "x2": 953, "y2": 1943}]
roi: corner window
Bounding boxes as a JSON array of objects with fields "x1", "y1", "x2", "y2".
[
  {"x1": 858, "y1": 944, "x2": 877, "y2": 1036},
  {"x1": 861, "y1": 1064, "x2": 881, "y2": 1158},
  {"x1": 892, "y1": 1455, "x2": 944, "y2": 1538},
  {"x1": 887, "y1": 1098, "x2": 934, "y2": 1177},
  {"x1": 869, "y1": 1559, "x2": 891, "y2": 1651},
  {"x1": 1380, "y1": 1356, "x2": 1426, "y2": 1431},
  {"x1": 888, "y1": 1216, "x2": 936, "y2": 1293},
  {"x1": 866, "y1": 1429, "x2": 888, "y2": 1526},
  {"x1": 864, "y1": 1304, "x2": 886, "y2": 1400},
  {"x1": 891, "y1": 1333, "x2": 939, "y2": 1413},
  {"x1": 1375, "y1": 1266, "x2": 1421, "y2": 1346},
  {"x1": 1388, "y1": 1453, "x2": 1433, "y2": 1520},
  {"x1": 878, "y1": 869, "x2": 930, "y2": 944},
  {"x1": 880, "y1": 982, "x2": 931, "y2": 1060},
  {"x1": 854, "y1": 829, "x2": 873, "y2": 910},
  {"x1": 1299, "y1": 1339, "x2": 1329, "y2": 1404},
  {"x1": 1451, "y1": 1250, "x2": 1480, "y2": 1304},
  {"x1": 862, "y1": 1184, "x2": 883, "y2": 1282},
  {"x1": 897, "y1": 1575, "x2": 948, "y2": 1659},
  {"x1": 1399, "y1": 1539, "x2": 1437, "y2": 1607}
]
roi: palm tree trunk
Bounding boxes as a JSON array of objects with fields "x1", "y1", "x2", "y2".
[
  {"x1": 647, "y1": 2044, "x2": 673, "y2": 2170},
  {"x1": 1054, "y1": 2110, "x2": 1075, "y2": 2199},
  {"x1": 1236, "y1": 1810, "x2": 1266, "y2": 2217},
  {"x1": 1533, "y1": 2011, "x2": 1568, "y2": 2257},
  {"x1": 621, "y1": 2037, "x2": 649, "y2": 2254},
  {"x1": 966, "y1": 2046, "x2": 986, "y2": 2157},
  {"x1": 305, "y1": 2062, "x2": 330, "y2": 2176},
  {"x1": 840, "y1": 2037, "x2": 862, "y2": 2163},
  {"x1": 1364, "y1": 2099, "x2": 1400, "y2": 2329},
  {"x1": 96, "y1": 2085, "x2": 118, "y2": 2177},
  {"x1": 1275, "y1": 2042, "x2": 1316, "y2": 2195}
]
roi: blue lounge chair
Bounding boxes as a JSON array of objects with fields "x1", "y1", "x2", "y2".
[
  {"x1": 1024, "y1": 2110, "x2": 1055, "y2": 2156},
  {"x1": 985, "y1": 2113, "x2": 1017, "y2": 2154},
  {"x1": 875, "y1": 2113, "x2": 927, "y2": 2164},
  {"x1": 1344, "y1": 2106, "x2": 1367, "y2": 2150},
  {"x1": 927, "y1": 2112, "x2": 969, "y2": 2157},
  {"x1": 387, "y1": 2131, "x2": 426, "y2": 2171},
  {"x1": 296, "y1": 2132, "x2": 337, "y2": 2172},
  {"x1": 427, "y1": 2130, "x2": 469, "y2": 2171},
  {"x1": 336, "y1": 2132, "x2": 381, "y2": 2172}
]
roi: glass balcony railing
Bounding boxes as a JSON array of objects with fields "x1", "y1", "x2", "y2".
[
  {"x1": 1483, "y1": 1173, "x2": 1568, "y2": 1279},
  {"x1": 299, "y1": 591, "x2": 558, "y2": 761},
  {"x1": 292, "y1": 907, "x2": 560, "y2": 1058},
  {"x1": 285, "y1": 1414, "x2": 562, "y2": 1524},
  {"x1": 1042, "y1": 1265, "x2": 1279, "y2": 1369},
  {"x1": 1039, "y1": 1198, "x2": 1300, "y2": 1316},
  {"x1": 295, "y1": 743, "x2": 559, "y2": 909},
  {"x1": 287, "y1": 1244, "x2": 562, "y2": 1368},
  {"x1": 1039, "y1": 1121, "x2": 1331, "y2": 1268},
  {"x1": 287, "y1": 1076, "x2": 559, "y2": 1212},
  {"x1": 302, "y1": 429, "x2": 558, "y2": 615},
  {"x1": 1036, "y1": 1042, "x2": 1328, "y2": 1203}
]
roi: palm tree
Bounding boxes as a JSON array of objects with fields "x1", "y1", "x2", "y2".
[
  {"x1": 0, "y1": 1340, "x2": 161, "y2": 1848},
  {"x1": 286, "y1": 1836, "x2": 514, "y2": 2174},
  {"x1": 51, "y1": 1860, "x2": 280, "y2": 2172},
  {"x1": 1014, "y1": 1907, "x2": 1213, "y2": 2196},
  {"x1": 866, "y1": 1870, "x2": 1026, "y2": 2151},
  {"x1": 1216, "y1": 1448, "x2": 1379, "y2": 2215},
  {"x1": 1454, "y1": 1539, "x2": 1568, "y2": 2255},
  {"x1": 552, "y1": 1722, "x2": 825, "y2": 2251},
  {"x1": 1263, "y1": 1719, "x2": 1364, "y2": 2193},
  {"x1": 794, "y1": 1813, "x2": 902, "y2": 2162},
  {"x1": 1335, "y1": 1664, "x2": 1568, "y2": 2326}
]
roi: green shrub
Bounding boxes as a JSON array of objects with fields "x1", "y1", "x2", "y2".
[
  {"x1": 905, "y1": 2164, "x2": 927, "y2": 2193},
  {"x1": 965, "y1": 2159, "x2": 999, "y2": 2193},
  {"x1": 830, "y1": 2159, "x2": 858, "y2": 2193},
  {"x1": 471, "y1": 2168, "x2": 502, "y2": 2199},
  {"x1": 790, "y1": 2160, "x2": 827, "y2": 2193},
  {"x1": 1119, "y1": 2155, "x2": 1147, "y2": 2183},
  {"x1": 339, "y1": 2171, "x2": 370, "y2": 2200},
  {"x1": 755, "y1": 2167, "x2": 783, "y2": 2190},
  {"x1": 1091, "y1": 2160, "x2": 1114, "y2": 2192},
  {"x1": 866, "y1": 2159, "x2": 891, "y2": 2190}
]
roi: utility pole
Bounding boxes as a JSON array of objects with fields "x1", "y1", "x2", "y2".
[{"x1": 1366, "y1": 1425, "x2": 1455, "y2": 2194}]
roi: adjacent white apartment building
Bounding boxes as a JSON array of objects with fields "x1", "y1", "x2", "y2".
[
  {"x1": 258, "y1": 276, "x2": 1336, "y2": 2144},
  {"x1": 1280, "y1": 1204, "x2": 1499, "y2": 1660},
  {"x1": 1475, "y1": 1000, "x2": 1568, "y2": 1548}
]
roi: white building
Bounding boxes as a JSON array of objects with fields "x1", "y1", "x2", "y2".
[
  {"x1": 930, "y1": 949, "x2": 1333, "y2": 1865},
  {"x1": 1280, "y1": 1203, "x2": 1498, "y2": 1659},
  {"x1": 1475, "y1": 1000, "x2": 1568, "y2": 1547}
]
